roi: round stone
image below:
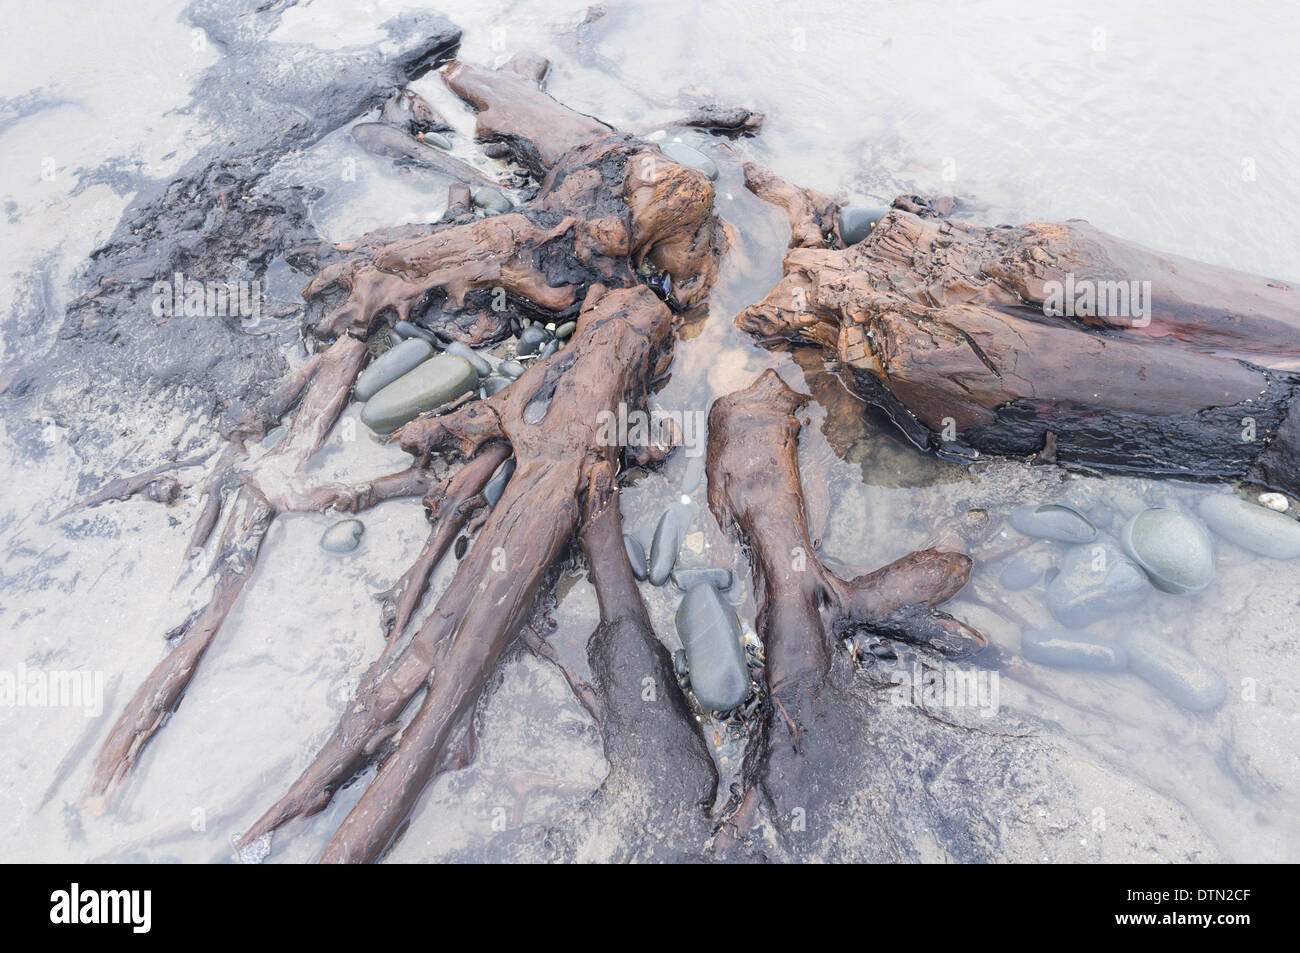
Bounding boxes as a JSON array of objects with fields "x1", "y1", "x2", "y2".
[
  {"x1": 321, "y1": 519, "x2": 364, "y2": 554},
  {"x1": 838, "y1": 206, "x2": 888, "y2": 245},
  {"x1": 1120, "y1": 507, "x2": 1214, "y2": 594}
]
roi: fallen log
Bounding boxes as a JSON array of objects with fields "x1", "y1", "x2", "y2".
[{"x1": 738, "y1": 166, "x2": 1300, "y2": 495}]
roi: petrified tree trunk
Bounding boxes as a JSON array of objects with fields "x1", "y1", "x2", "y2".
[{"x1": 739, "y1": 166, "x2": 1300, "y2": 495}]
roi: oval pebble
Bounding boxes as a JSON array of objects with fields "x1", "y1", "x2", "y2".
[
  {"x1": 516, "y1": 324, "x2": 547, "y2": 357},
  {"x1": 470, "y1": 185, "x2": 513, "y2": 213},
  {"x1": 624, "y1": 535, "x2": 648, "y2": 580},
  {"x1": 483, "y1": 457, "x2": 515, "y2": 507},
  {"x1": 838, "y1": 206, "x2": 888, "y2": 245},
  {"x1": 481, "y1": 376, "x2": 511, "y2": 397},
  {"x1": 675, "y1": 583, "x2": 750, "y2": 711},
  {"x1": 649, "y1": 501, "x2": 694, "y2": 586},
  {"x1": 1198, "y1": 494, "x2": 1300, "y2": 559},
  {"x1": 419, "y1": 131, "x2": 452, "y2": 150},
  {"x1": 1045, "y1": 538, "x2": 1150, "y2": 628},
  {"x1": 999, "y1": 549, "x2": 1053, "y2": 590},
  {"x1": 321, "y1": 519, "x2": 364, "y2": 554},
  {"x1": 660, "y1": 141, "x2": 719, "y2": 179},
  {"x1": 498, "y1": 360, "x2": 525, "y2": 380},
  {"x1": 1010, "y1": 502, "x2": 1098, "y2": 543},
  {"x1": 355, "y1": 338, "x2": 433, "y2": 401},
  {"x1": 555, "y1": 321, "x2": 576, "y2": 340},
  {"x1": 360, "y1": 354, "x2": 477, "y2": 433},
  {"x1": 394, "y1": 320, "x2": 438, "y2": 344},
  {"x1": 1022, "y1": 629, "x2": 1128, "y2": 672},
  {"x1": 1123, "y1": 630, "x2": 1227, "y2": 712},
  {"x1": 442, "y1": 340, "x2": 491, "y2": 377},
  {"x1": 1120, "y1": 507, "x2": 1214, "y2": 594}
]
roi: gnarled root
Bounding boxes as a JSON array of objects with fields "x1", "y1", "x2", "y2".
[{"x1": 705, "y1": 370, "x2": 988, "y2": 858}]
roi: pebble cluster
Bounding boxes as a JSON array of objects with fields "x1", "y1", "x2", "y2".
[{"x1": 1003, "y1": 492, "x2": 1300, "y2": 711}]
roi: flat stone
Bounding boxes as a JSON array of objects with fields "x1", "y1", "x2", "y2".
[
  {"x1": 649, "y1": 500, "x2": 694, "y2": 586},
  {"x1": 498, "y1": 360, "x2": 525, "y2": 380},
  {"x1": 1010, "y1": 502, "x2": 1098, "y2": 544},
  {"x1": 1022, "y1": 629, "x2": 1128, "y2": 671},
  {"x1": 442, "y1": 340, "x2": 490, "y2": 377},
  {"x1": 481, "y1": 376, "x2": 511, "y2": 397},
  {"x1": 484, "y1": 457, "x2": 515, "y2": 507},
  {"x1": 1123, "y1": 630, "x2": 1227, "y2": 712},
  {"x1": 1198, "y1": 494, "x2": 1300, "y2": 559},
  {"x1": 359, "y1": 354, "x2": 477, "y2": 433},
  {"x1": 354, "y1": 338, "x2": 433, "y2": 401},
  {"x1": 838, "y1": 205, "x2": 888, "y2": 245},
  {"x1": 1120, "y1": 507, "x2": 1214, "y2": 594},
  {"x1": 675, "y1": 583, "x2": 750, "y2": 711},
  {"x1": 660, "y1": 140, "x2": 719, "y2": 179},
  {"x1": 624, "y1": 535, "x2": 648, "y2": 580},
  {"x1": 321, "y1": 518, "x2": 364, "y2": 554},
  {"x1": 1046, "y1": 538, "x2": 1150, "y2": 628}
]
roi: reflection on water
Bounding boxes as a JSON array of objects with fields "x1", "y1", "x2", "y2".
[{"x1": 1, "y1": 0, "x2": 1297, "y2": 861}]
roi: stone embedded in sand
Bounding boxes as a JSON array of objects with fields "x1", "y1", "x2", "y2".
[
  {"x1": 1123, "y1": 630, "x2": 1226, "y2": 712},
  {"x1": 483, "y1": 457, "x2": 516, "y2": 508},
  {"x1": 1120, "y1": 507, "x2": 1214, "y2": 594},
  {"x1": 354, "y1": 338, "x2": 434, "y2": 401},
  {"x1": 659, "y1": 141, "x2": 719, "y2": 180},
  {"x1": 837, "y1": 205, "x2": 887, "y2": 245},
  {"x1": 1010, "y1": 502, "x2": 1098, "y2": 544},
  {"x1": 321, "y1": 518, "x2": 365, "y2": 554},
  {"x1": 1198, "y1": 494, "x2": 1300, "y2": 559},
  {"x1": 1022, "y1": 629, "x2": 1128, "y2": 671},
  {"x1": 675, "y1": 583, "x2": 750, "y2": 711},
  {"x1": 649, "y1": 500, "x2": 694, "y2": 586},
  {"x1": 359, "y1": 354, "x2": 478, "y2": 433},
  {"x1": 470, "y1": 185, "x2": 513, "y2": 213},
  {"x1": 999, "y1": 547, "x2": 1054, "y2": 590},
  {"x1": 1046, "y1": 537, "x2": 1150, "y2": 628}
]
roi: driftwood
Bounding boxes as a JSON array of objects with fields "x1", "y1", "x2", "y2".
[
  {"x1": 68, "y1": 27, "x2": 1300, "y2": 863},
  {"x1": 739, "y1": 165, "x2": 1300, "y2": 495}
]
